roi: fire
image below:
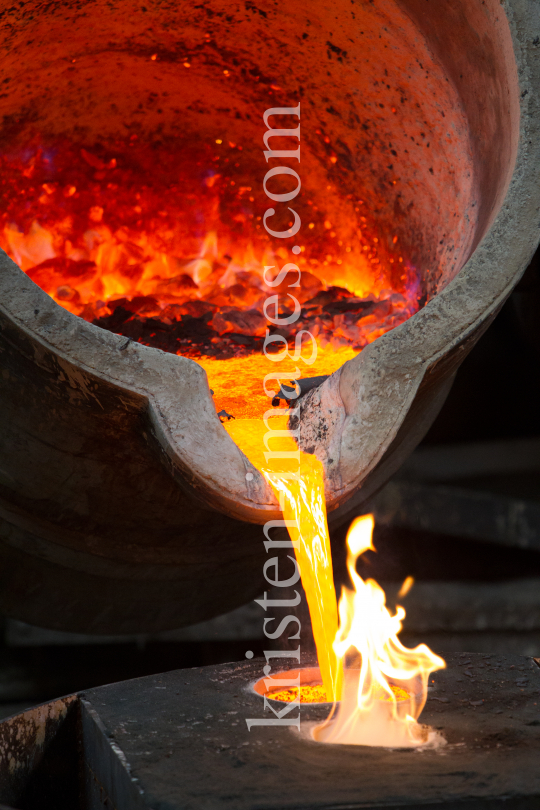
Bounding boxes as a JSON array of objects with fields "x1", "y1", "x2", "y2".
[
  {"x1": 313, "y1": 515, "x2": 446, "y2": 747},
  {"x1": 236, "y1": 433, "x2": 445, "y2": 746},
  {"x1": 239, "y1": 437, "x2": 445, "y2": 744}
]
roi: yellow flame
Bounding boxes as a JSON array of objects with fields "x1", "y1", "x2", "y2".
[{"x1": 313, "y1": 514, "x2": 446, "y2": 747}]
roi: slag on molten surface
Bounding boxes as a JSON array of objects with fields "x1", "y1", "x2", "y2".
[{"x1": 1, "y1": 138, "x2": 422, "y2": 418}]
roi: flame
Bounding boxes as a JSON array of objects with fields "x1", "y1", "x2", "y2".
[
  {"x1": 398, "y1": 575, "x2": 415, "y2": 599},
  {"x1": 313, "y1": 515, "x2": 446, "y2": 747}
]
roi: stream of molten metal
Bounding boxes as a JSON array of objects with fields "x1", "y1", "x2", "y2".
[
  {"x1": 5, "y1": 143, "x2": 442, "y2": 743},
  {"x1": 225, "y1": 416, "x2": 342, "y2": 702},
  {"x1": 265, "y1": 451, "x2": 344, "y2": 705},
  {"x1": 226, "y1": 417, "x2": 445, "y2": 746}
]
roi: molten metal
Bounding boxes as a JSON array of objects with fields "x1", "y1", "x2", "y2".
[
  {"x1": 2, "y1": 139, "x2": 422, "y2": 418},
  {"x1": 230, "y1": 419, "x2": 342, "y2": 702},
  {"x1": 270, "y1": 684, "x2": 329, "y2": 704},
  {"x1": 6, "y1": 137, "x2": 443, "y2": 745},
  {"x1": 268, "y1": 682, "x2": 410, "y2": 705},
  {"x1": 264, "y1": 451, "x2": 343, "y2": 703}
]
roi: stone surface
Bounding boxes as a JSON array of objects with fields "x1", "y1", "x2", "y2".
[{"x1": 78, "y1": 653, "x2": 540, "y2": 809}]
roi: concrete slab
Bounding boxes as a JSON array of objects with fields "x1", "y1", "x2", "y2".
[{"x1": 80, "y1": 652, "x2": 540, "y2": 809}]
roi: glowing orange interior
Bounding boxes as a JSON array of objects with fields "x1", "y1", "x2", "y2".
[{"x1": 2, "y1": 137, "x2": 422, "y2": 419}]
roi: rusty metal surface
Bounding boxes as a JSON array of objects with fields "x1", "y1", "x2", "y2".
[{"x1": 0, "y1": 696, "x2": 79, "y2": 810}]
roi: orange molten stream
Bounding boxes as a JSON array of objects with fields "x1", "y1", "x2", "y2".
[
  {"x1": 224, "y1": 418, "x2": 342, "y2": 702},
  {"x1": 265, "y1": 450, "x2": 343, "y2": 704},
  {"x1": 4, "y1": 140, "x2": 443, "y2": 742}
]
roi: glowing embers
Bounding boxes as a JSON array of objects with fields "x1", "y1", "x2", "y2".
[
  {"x1": 1, "y1": 139, "x2": 422, "y2": 371},
  {"x1": 313, "y1": 515, "x2": 446, "y2": 748}
]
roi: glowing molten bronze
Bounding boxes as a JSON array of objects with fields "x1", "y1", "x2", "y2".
[
  {"x1": 270, "y1": 684, "x2": 329, "y2": 704},
  {"x1": 4, "y1": 137, "x2": 444, "y2": 746},
  {"x1": 1, "y1": 138, "x2": 421, "y2": 418},
  {"x1": 268, "y1": 682, "x2": 410, "y2": 705}
]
